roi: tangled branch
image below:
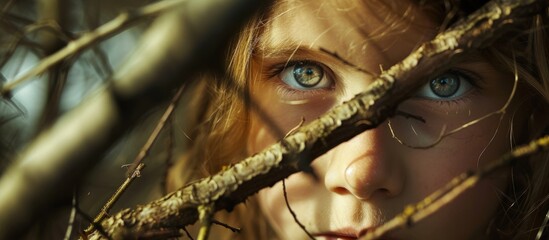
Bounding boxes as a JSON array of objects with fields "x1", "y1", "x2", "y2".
[
  {"x1": 0, "y1": 0, "x2": 270, "y2": 239},
  {"x1": 0, "y1": 0, "x2": 185, "y2": 96}
]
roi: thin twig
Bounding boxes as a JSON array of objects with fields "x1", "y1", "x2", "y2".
[
  {"x1": 90, "y1": 47, "x2": 113, "y2": 79},
  {"x1": 183, "y1": 227, "x2": 194, "y2": 240},
  {"x1": 37, "y1": 60, "x2": 71, "y2": 131},
  {"x1": 284, "y1": 117, "x2": 306, "y2": 138},
  {"x1": 76, "y1": 207, "x2": 110, "y2": 240},
  {"x1": 283, "y1": 179, "x2": 315, "y2": 239},
  {"x1": 80, "y1": 0, "x2": 114, "y2": 79},
  {"x1": 319, "y1": 47, "x2": 373, "y2": 75},
  {"x1": 25, "y1": 20, "x2": 72, "y2": 43},
  {"x1": 197, "y1": 204, "x2": 214, "y2": 240},
  {"x1": 127, "y1": 85, "x2": 185, "y2": 175},
  {"x1": 86, "y1": 86, "x2": 184, "y2": 233},
  {"x1": 361, "y1": 135, "x2": 549, "y2": 240},
  {"x1": 63, "y1": 189, "x2": 78, "y2": 240},
  {"x1": 0, "y1": 0, "x2": 188, "y2": 96},
  {"x1": 536, "y1": 208, "x2": 549, "y2": 240},
  {"x1": 0, "y1": 15, "x2": 71, "y2": 70},
  {"x1": 0, "y1": 0, "x2": 15, "y2": 14},
  {"x1": 161, "y1": 117, "x2": 175, "y2": 195},
  {"x1": 84, "y1": 163, "x2": 145, "y2": 234},
  {"x1": 212, "y1": 219, "x2": 241, "y2": 233}
]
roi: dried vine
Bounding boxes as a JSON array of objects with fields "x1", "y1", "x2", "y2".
[{"x1": 85, "y1": 0, "x2": 547, "y2": 239}]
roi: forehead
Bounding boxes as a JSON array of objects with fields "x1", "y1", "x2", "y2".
[{"x1": 258, "y1": 0, "x2": 440, "y2": 73}]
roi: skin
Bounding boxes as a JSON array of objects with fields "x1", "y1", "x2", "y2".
[{"x1": 247, "y1": 1, "x2": 516, "y2": 239}]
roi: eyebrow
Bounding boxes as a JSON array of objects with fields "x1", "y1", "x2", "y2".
[
  {"x1": 254, "y1": 42, "x2": 375, "y2": 76},
  {"x1": 319, "y1": 47, "x2": 372, "y2": 75},
  {"x1": 452, "y1": 51, "x2": 490, "y2": 63},
  {"x1": 254, "y1": 41, "x2": 318, "y2": 59}
]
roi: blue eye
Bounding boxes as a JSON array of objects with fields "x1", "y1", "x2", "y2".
[
  {"x1": 416, "y1": 71, "x2": 474, "y2": 100},
  {"x1": 279, "y1": 61, "x2": 332, "y2": 90}
]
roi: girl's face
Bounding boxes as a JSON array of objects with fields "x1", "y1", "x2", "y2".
[{"x1": 248, "y1": 1, "x2": 516, "y2": 239}]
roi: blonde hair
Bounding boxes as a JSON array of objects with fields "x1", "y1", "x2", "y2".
[
  {"x1": 484, "y1": 15, "x2": 549, "y2": 240},
  {"x1": 168, "y1": 1, "x2": 549, "y2": 239},
  {"x1": 167, "y1": 11, "x2": 273, "y2": 239}
]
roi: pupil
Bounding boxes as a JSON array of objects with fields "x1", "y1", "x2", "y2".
[
  {"x1": 430, "y1": 74, "x2": 460, "y2": 97},
  {"x1": 293, "y1": 62, "x2": 323, "y2": 87}
]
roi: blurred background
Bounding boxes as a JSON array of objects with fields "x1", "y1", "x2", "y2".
[{"x1": 0, "y1": 0, "x2": 196, "y2": 238}]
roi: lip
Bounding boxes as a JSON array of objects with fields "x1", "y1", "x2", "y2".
[
  {"x1": 313, "y1": 227, "x2": 361, "y2": 240},
  {"x1": 313, "y1": 233, "x2": 357, "y2": 240},
  {"x1": 313, "y1": 227, "x2": 397, "y2": 240}
]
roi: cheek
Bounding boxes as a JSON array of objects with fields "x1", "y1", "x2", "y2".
[
  {"x1": 247, "y1": 87, "x2": 337, "y2": 155},
  {"x1": 257, "y1": 172, "x2": 318, "y2": 239},
  {"x1": 394, "y1": 112, "x2": 511, "y2": 238},
  {"x1": 247, "y1": 124, "x2": 275, "y2": 155},
  {"x1": 409, "y1": 112, "x2": 511, "y2": 193},
  {"x1": 257, "y1": 181, "x2": 286, "y2": 230},
  {"x1": 401, "y1": 177, "x2": 507, "y2": 239}
]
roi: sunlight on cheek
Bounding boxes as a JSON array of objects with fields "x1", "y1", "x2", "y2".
[
  {"x1": 248, "y1": 127, "x2": 274, "y2": 154},
  {"x1": 248, "y1": 82, "x2": 338, "y2": 155},
  {"x1": 258, "y1": 172, "x2": 318, "y2": 239}
]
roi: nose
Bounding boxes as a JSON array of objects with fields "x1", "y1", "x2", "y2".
[{"x1": 323, "y1": 124, "x2": 405, "y2": 200}]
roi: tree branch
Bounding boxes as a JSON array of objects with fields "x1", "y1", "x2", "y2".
[
  {"x1": 88, "y1": 0, "x2": 547, "y2": 239},
  {"x1": 1, "y1": 0, "x2": 180, "y2": 96},
  {"x1": 0, "y1": 0, "x2": 270, "y2": 239},
  {"x1": 84, "y1": 86, "x2": 185, "y2": 234}
]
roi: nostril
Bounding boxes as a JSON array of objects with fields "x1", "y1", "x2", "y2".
[
  {"x1": 377, "y1": 188, "x2": 391, "y2": 197},
  {"x1": 331, "y1": 186, "x2": 350, "y2": 195}
]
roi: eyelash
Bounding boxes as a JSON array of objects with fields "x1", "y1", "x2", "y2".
[
  {"x1": 422, "y1": 69, "x2": 482, "y2": 106},
  {"x1": 267, "y1": 60, "x2": 324, "y2": 78},
  {"x1": 266, "y1": 60, "x2": 335, "y2": 92}
]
